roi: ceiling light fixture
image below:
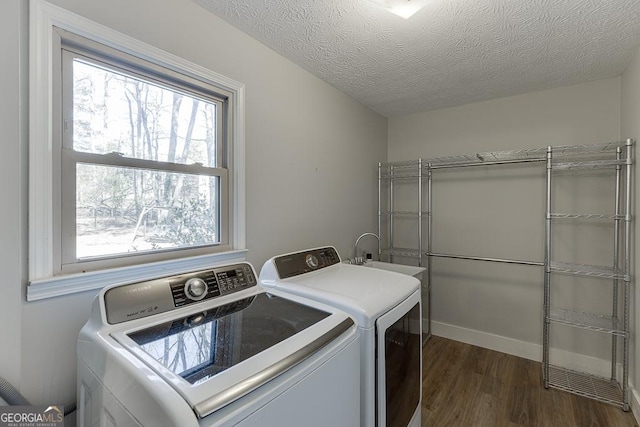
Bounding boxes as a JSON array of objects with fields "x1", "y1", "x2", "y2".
[{"x1": 367, "y1": 0, "x2": 430, "y2": 19}]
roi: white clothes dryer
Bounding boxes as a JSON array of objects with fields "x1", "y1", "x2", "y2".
[
  {"x1": 77, "y1": 261, "x2": 360, "y2": 426},
  {"x1": 259, "y1": 247, "x2": 422, "y2": 427}
]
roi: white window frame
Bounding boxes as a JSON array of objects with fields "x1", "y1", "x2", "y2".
[
  {"x1": 58, "y1": 30, "x2": 232, "y2": 272},
  {"x1": 28, "y1": 0, "x2": 246, "y2": 301}
]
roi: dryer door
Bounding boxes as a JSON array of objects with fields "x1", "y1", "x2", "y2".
[{"x1": 376, "y1": 291, "x2": 421, "y2": 427}]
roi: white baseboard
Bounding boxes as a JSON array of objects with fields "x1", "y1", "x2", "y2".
[
  {"x1": 429, "y1": 320, "x2": 541, "y2": 361},
  {"x1": 428, "y1": 320, "x2": 620, "y2": 381}
]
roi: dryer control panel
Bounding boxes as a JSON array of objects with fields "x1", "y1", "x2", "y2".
[
  {"x1": 274, "y1": 247, "x2": 341, "y2": 279},
  {"x1": 104, "y1": 263, "x2": 257, "y2": 324}
]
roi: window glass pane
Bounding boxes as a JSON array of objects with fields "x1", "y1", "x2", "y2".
[
  {"x1": 76, "y1": 164, "x2": 220, "y2": 259},
  {"x1": 72, "y1": 58, "x2": 218, "y2": 167}
]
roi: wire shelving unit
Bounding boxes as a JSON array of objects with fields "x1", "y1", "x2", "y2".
[
  {"x1": 543, "y1": 139, "x2": 633, "y2": 411},
  {"x1": 377, "y1": 139, "x2": 633, "y2": 411},
  {"x1": 378, "y1": 159, "x2": 429, "y2": 342}
]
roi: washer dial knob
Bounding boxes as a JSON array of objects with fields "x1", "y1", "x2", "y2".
[
  {"x1": 305, "y1": 254, "x2": 319, "y2": 269},
  {"x1": 184, "y1": 278, "x2": 208, "y2": 301}
]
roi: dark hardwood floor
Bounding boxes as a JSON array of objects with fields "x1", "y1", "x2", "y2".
[{"x1": 422, "y1": 336, "x2": 638, "y2": 427}]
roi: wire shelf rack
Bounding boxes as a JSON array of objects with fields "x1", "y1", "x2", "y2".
[
  {"x1": 549, "y1": 213, "x2": 624, "y2": 220},
  {"x1": 379, "y1": 161, "x2": 427, "y2": 180},
  {"x1": 548, "y1": 308, "x2": 624, "y2": 336},
  {"x1": 549, "y1": 141, "x2": 628, "y2": 156},
  {"x1": 380, "y1": 211, "x2": 428, "y2": 217},
  {"x1": 548, "y1": 261, "x2": 624, "y2": 279},
  {"x1": 548, "y1": 366, "x2": 624, "y2": 408},
  {"x1": 380, "y1": 247, "x2": 424, "y2": 259},
  {"x1": 379, "y1": 172, "x2": 425, "y2": 180},
  {"x1": 428, "y1": 147, "x2": 548, "y2": 166},
  {"x1": 552, "y1": 159, "x2": 626, "y2": 170},
  {"x1": 379, "y1": 141, "x2": 629, "y2": 172}
]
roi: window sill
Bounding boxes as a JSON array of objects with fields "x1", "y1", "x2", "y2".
[{"x1": 27, "y1": 249, "x2": 248, "y2": 301}]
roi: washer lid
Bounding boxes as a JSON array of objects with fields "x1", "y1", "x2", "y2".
[
  {"x1": 263, "y1": 262, "x2": 420, "y2": 328},
  {"x1": 112, "y1": 290, "x2": 354, "y2": 419},
  {"x1": 127, "y1": 293, "x2": 329, "y2": 385}
]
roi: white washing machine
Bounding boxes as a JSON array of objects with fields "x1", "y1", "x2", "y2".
[
  {"x1": 77, "y1": 261, "x2": 360, "y2": 426},
  {"x1": 259, "y1": 247, "x2": 422, "y2": 427}
]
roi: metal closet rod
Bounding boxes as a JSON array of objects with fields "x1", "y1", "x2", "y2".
[{"x1": 429, "y1": 252, "x2": 544, "y2": 266}]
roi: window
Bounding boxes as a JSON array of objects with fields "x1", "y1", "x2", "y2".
[
  {"x1": 58, "y1": 30, "x2": 231, "y2": 272},
  {"x1": 29, "y1": 0, "x2": 245, "y2": 300}
]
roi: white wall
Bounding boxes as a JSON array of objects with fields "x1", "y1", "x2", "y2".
[
  {"x1": 0, "y1": 0, "x2": 26, "y2": 396},
  {"x1": 0, "y1": 0, "x2": 387, "y2": 409},
  {"x1": 621, "y1": 45, "x2": 640, "y2": 417},
  {"x1": 388, "y1": 79, "x2": 623, "y2": 363}
]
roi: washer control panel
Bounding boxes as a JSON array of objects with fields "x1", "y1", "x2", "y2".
[
  {"x1": 104, "y1": 263, "x2": 257, "y2": 324},
  {"x1": 170, "y1": 263, "x2": 257, "y2": 308},
  {"x1": 274, "y1": 247, "x2": 341, "y2": 279}
]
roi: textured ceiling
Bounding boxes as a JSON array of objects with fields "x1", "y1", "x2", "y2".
[{"x1": 191, "y1": 0, "x2": 640, "y2": 118}]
